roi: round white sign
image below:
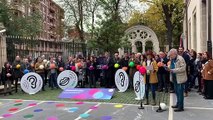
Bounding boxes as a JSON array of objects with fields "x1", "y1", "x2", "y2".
[
  {"x1": 57, "y1": 70, "x2": 78, "y2": 90},
  {"x1": 115, "y1": 69, "x2": 129, "y2": 92},
  {"x1": 133, "y1": 71, "x2": 145, "y2": 100},
  {"x1": 21, "y1": 72, "x2": 43, "y2": 94}
]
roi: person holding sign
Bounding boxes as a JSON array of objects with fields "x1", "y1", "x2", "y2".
[
  {"x1": 142, "y1": 54, "x2": 158, "y2": 106},
  {"x1": 35, "y1": 56, "x2": 46, "y2": 91},
  {"x1": 168, "y1": 49, "x2": 187, "y2": 112}
]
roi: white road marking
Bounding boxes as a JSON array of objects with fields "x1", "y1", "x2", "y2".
[
  {"x1": 74, "y1": 103, "x2": 101, "y2": 120},
  {"x1": 0, "y1": 98, "x2": 159, "y2": 107},
  {"x1": 185, "y1": 107, "x2": 213, "y2": 110},
  {"x1": 168, "y1": 93, "x2": 173, "y2": 120}
]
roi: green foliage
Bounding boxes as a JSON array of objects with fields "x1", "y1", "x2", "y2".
[
  {"x1": 0, "y1": 0, "x2": 42, "y2": 37},
  {"x1": 87, "y1": 0, "x2": 130, "y2": 53},
  {"x1": 139, "y1": 0, "x2": 184, "y2": 48},
  {"x1": 88, "y1": 18, "x2": 127, "y2": 53}
]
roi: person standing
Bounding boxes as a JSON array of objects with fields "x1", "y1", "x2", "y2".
[
  {"x1": 27, "y1": 56, "x2": 34, "y2": 72},
  {"x1": 129, "y1": 53, "x2": 137, "y2": 89},
  {"x1": 96, "y1": 54, "x2": 105, "y2": 87},
  {"x1": 103, "y1": 52, "x2": 114, "y2": 88},
  {"x1": 195, "y1": 53, "x2": 203, "y2": 93},
  {"x1": 178, "y1": 47, "x2": 190, "y2": 97},
  {"x1": 35, "y1": 56, "x2": 46, "y2": 91},
  {"x1": 1, "y1": 62, "x2": 13, "y2": 96},
  {"x1": 47, "y1": 57, "x2": 58, "y2": 90},
  {"x1": 66, "y1": 56, "x2": 75, "y2": 70},
  {"x1": 188, "y1": 49, "x2": 197, "y2": 88},
  {"x1": 157, "y1": 52, "x2": 169, "y2": 93},
  {"x1": 57, "y1": 56, "x2": 65, "y2": 74},
  {"x1": 120, "y1": 53, "x2": 129, "y2": 74},
  {"x1": 169, "y1": 49, "x2": 187, "y2": 112},
  {"x1": 202, "y1": 58, "x2": 213, "y2": 99},
  {"x1": 88, "y1": 56, "x2": 97, "y2": 88},
  {"x1": 12, "y1": 56, "x2": 24, "y2": 93},
  {"x1": 143, "y1": 54, "x2": 158, "y2": 106},
  {"x1": 113, "y1": 52, "x2": 121, "y2": 87}
]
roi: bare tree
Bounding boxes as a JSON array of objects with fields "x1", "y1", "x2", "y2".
[{"x1": 61, "y1": 0, "x2": 86, "y2": 42}]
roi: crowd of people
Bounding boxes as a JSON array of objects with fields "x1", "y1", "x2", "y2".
[{"x1": 0, "y1": 47, "x2": 212, "y2": 112}]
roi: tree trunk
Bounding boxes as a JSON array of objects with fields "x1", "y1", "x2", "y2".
[
  {"x1": 91, "y1": 11, "x2": 95, "y2": 39},
  {"x1": 162, "y1": 4, "x2": 173, "y2": 49},
  {"x1": 77, "y1": 0, "x2": 84, "y2": 42}
]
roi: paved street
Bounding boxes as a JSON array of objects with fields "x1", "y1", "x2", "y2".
[
  {"x1": 0, "y1": 89, "x2": 212, "y2": 120},
  {"x1": 172, "y1": 90, "x2": 213, "y2": 120}
]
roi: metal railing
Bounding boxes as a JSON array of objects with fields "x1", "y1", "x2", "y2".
[{"x1": 6, "y1": 36, "x2": 86, "y2": 62}]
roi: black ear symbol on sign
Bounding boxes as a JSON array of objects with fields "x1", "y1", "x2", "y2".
[
  {"x1": 119, "y1": 72, "x2": 125, "y2": 87},
  {"x1": 27, "y1": 75, "x2": 37, "y2": 89},
  {"x1": 135, "y1": 81, "x2": 140, "y2": 93}
]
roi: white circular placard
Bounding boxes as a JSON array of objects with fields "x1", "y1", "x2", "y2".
[
  {"x1": 115, "y1": 69, "x2": 129, "y2": 92},
  {"x1": 133, "y1": 71, "x2": 145, "y2": 100},
  {"x1": 57, "y1": 70, "x2": 78, "y2": 90},
  {"x1": 21, "y1": 72, "x2": 43, "y2": 94}
]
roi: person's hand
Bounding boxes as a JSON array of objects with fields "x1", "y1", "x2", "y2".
[
  {"x1": 208, "y1": 71, "x2": 212, "y2": 75},
  {"x1": 6, "y1": 73, "x2": 11, "y2": 77},
  {"x1": 164, "y1": 66, "x2": 170, "y2": 71}
]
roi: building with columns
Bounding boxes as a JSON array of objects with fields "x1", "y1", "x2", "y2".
[{"x1": 183, "y1": 0, "x2": 212, "y2": 57}]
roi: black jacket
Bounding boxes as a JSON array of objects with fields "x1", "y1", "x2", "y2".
[
  {"x1": 1, "y1": 67, "x2": 13, "y2": 83},
  {"x1": 12, "y1": 61, "x2": 24, "y2": 79}
]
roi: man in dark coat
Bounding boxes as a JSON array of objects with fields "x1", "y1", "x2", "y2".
[
  {"x1": 12, "y1": 56, "x2": 25, "y2": 93},
  {"x1": 103, "y1": 52, "x2": 114, "y2": 88},
  {"x1": 157, "y1": 52, "x2": 169, "y2": 92},
  {"x1": 178, "y1": 47, "x2": 190, "y2": 96}
]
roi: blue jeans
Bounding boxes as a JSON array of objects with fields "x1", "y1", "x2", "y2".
[
  {"x1": 173, "y1": 77, "x2": 184, "y2": 109},
  {"x1": 50, "y1": 73, "x2": 58, "y2": 88}
]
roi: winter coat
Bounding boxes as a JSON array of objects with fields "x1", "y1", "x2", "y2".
[
  {"x1": 170, "y1": 55, "x2": 187, "y2": 84},
  {"x1": 12, "y1": 61, "x2": 24, "y2": 79},
  {"x1": 142, "y1": 60, "x2": 158, "y2": 84},
  {"x1": 35, "y1": 62, "x2": 45, "y2": 74},
  {"x1": 1, "y1": 66, "x2": 13, "y2": 84},
  {"x1": 202, "y1": 59, "x2": 213, "y2": 80}
]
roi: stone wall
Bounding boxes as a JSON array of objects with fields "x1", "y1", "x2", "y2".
[{"x1": 0, "y1": 34, "x2": 7, "y2": 72}]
